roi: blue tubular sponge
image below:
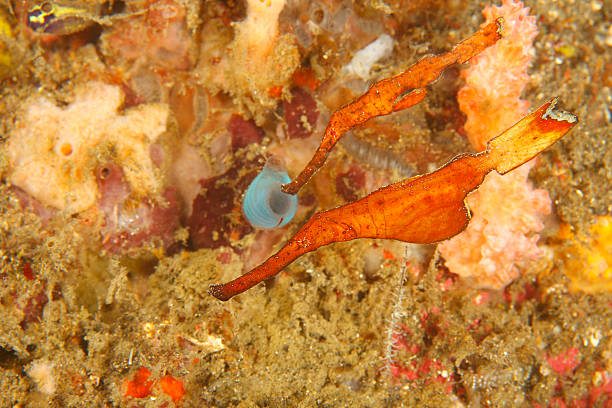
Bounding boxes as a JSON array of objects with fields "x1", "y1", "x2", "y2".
[{"x1": 243, "y1": 157, "x2": 298, "y2": 229}]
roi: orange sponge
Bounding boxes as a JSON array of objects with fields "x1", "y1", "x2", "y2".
[{"x1": 459, "y1": 0, "x2": 538, "y2": 150}]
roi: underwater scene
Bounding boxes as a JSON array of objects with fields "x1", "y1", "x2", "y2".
[{"x1": 0, "y1": 0, "x2": 610, "y2": 406}]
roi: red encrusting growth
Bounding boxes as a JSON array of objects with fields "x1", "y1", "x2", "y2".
[
  {"x1": 159, "y1": 374, "x2": 186, "y2": 402},
  {"x1": 227, "y1": 114, "x2": 264, "y2": 151},
  {"x1": 21, "y1": 262, "x2": 35, "y2": 280},
  {"x1": 209, "y1": 100, "x2": 577, "y2": 301},
  {"x1": 283, "y1": 87, "x2": 320, "y2": 139},
  {"x1": 123, "y1": 367, "x2": 154, "y2": 399},
  {"x1": 280, "y1": 18, "x2": 504, "y2": 195},
  {"x1": 123, "y1": 367, "x2": 186, "y2": 402},
  {"x1": 546, "y1": 347, "x2": 580, "y2": 376}
]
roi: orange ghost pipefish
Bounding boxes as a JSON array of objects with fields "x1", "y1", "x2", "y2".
[
  {"x1": 210, "y1": 99, "x2": 577, "y2": 301},
  {"x1": 281, "y1": 18, "x2": 504, "y2": 196}
]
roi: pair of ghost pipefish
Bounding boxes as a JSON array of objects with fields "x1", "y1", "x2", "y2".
[{"x1": 209, "y1": 18, "x2": 578, "y2": 301}]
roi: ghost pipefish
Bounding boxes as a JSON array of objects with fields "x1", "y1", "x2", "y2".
[
  {"x1": 242, "y1": 156, "x2": 298, "y2": 229},
  {"x1": 281, "y1": 17, "x2": 504, "y2": 196},
  {"x1": 209, "y1": 99, "x2": 577, "y2": 301}
]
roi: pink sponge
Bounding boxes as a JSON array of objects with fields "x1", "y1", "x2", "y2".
[
  {"x1": 459, "y1": 0, "x2": 538, "y2": 150},
  {"x1": 439, "y1": 0, "x2": 550, "y2": 289}
]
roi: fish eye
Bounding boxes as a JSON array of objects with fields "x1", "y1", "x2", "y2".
[{"x1": 40, "y1": 2, "x2": 53, "y2": 13}]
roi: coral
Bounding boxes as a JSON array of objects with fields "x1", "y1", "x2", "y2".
[
  {"x1": 7, "y1": 81, "x2": 170, "y2": 214},
  {"x1": 458, "y1": 0, "x2": 538, "y2": 150},
  {"x1": 0, "y1": 0, "x2": 606, "y2": 405},
  {"x1": 559, "y1": 215, "x2": 612, "y2": 292},
  {"x1": 232, "y1": 0, "x2": 285, "y2": 63},
  {"x1": 26, "y1": 360, "x2": 56, "y2": 395},
  {"x1": 226, "y1": 0, "x2": 300, "y2": 118},
  {"x1": 341, "y1": 33, "x2": 394, "y2": 80},
  {"x1": 101, "y1": 0, "x2": 195, "y2": 71},
  {"x1": 186, "y1": 159, "x2": 258, "y2": 250},
  {"x1": 95, "y1": 164, "x2": 180, "y2": 253},
  {"x1": 439, "y1": 0, "x2": 548, "y2": 289}
]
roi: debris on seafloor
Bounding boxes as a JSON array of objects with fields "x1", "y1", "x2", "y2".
[
  {"x1": 26, "y1": 359, "x2": 56, "y2": 396},
  {"x1": 210, "y1": 99, "x2": 577, "y2": 301},
  {"x1": 341, "y1": 33, "x2": 395, "y2": 81},
  {"x1": 438, "y1": 0, "x2": 552, "y2": 289}
]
